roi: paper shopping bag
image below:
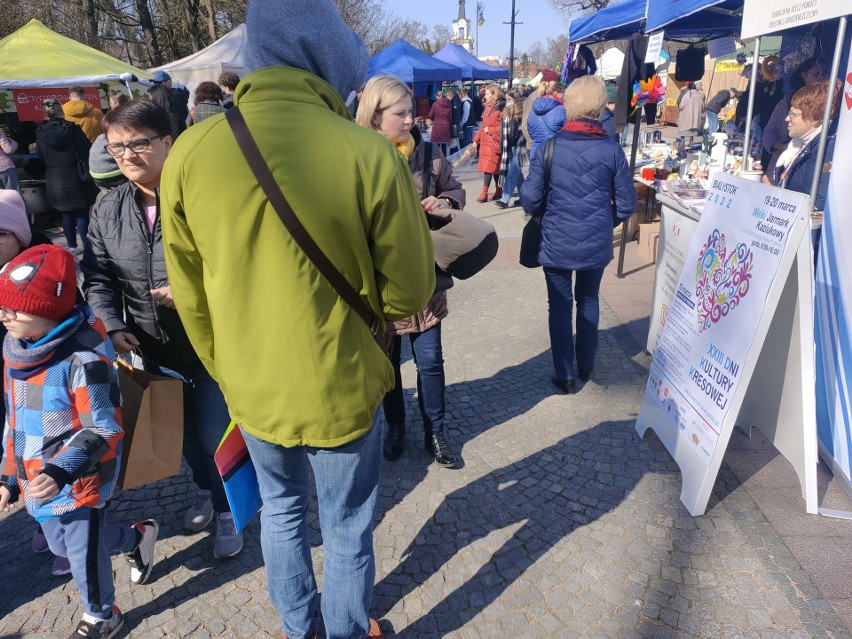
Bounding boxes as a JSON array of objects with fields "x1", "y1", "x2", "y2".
[
  {"x1": 214, "y1": 421, "x2": 262, "y2": 533},
  {"x1": 116, "y1": 359, "x2": 185, "y2": 490}
]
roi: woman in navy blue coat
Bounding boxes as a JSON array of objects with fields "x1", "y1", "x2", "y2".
[{"x1": 520, "y1": 76, "x2": 637, "y2": 393}]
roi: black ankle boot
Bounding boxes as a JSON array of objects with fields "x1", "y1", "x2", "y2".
[
  {"x1": 551, "y1": 377, "x2": 577, "y2": 394},
  {"x1": 383, "y1": 423, "x2": 405, "y2": 461},
  {"x1": 427, "y1": 432, "x2": 457, "y2": 468},
  {"x1": 578, "y1": 368, "x2": 592, "y2": 382}
]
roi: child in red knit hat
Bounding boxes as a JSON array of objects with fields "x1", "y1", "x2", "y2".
[{"x1": 0, "y1": 245, "x2": 158, "y2": 639}]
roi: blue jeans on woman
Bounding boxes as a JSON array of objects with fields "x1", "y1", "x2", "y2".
[
  {"x1": 382, "y1": 322, "x2": 445, "y2": 435},
  {"x1": 181, "y1": 362, "x2": 232, "y2": 513},
  {"x1": 498, "y1": 147, "x2": 525, "y2": 205},
  {"x1": 544, "y1": 266, "x2": 605, "y2": 381},
  {"x1": 242, "y1": 419, "x2": 382, "y2": 639}
]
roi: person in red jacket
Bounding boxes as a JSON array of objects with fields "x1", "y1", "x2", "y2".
[
  {"x1": 474, "y1": 83, "x2": 504, "y2": 202},
  {"x1": 427, "y1": 90, "x2": 453, "y2": 156}
]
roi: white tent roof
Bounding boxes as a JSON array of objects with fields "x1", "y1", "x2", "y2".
[
  {"x1": 149, "y1": 24, "x2": 249, "y2": 87},
  {"x1": 596, "y1": 48, "x2": 625, "y2": 82}
]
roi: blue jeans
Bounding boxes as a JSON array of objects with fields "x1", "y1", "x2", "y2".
[
  {"x1": 544, "y1": 266, "x2": 605, "y2": 381},
  {"x1": 706, "y1": 110, "x2": 719, "y2": 135},
  {"x1": 499, "y1": 147, "x2": 525, "y2": 204},
  {"x1": 61, "y1": 209, "x2": 90, "y2": 252},
  {"x1": 182, "y1": 363, "x2": 231, "y2": 513},
  {"x1": 242, "y1": 418, "x2": 381, "y2": 639},
  {"x1": 40, "y1": 508, "x2": 137, "y2": 619},
  {"x1": 382, "y1": 323, "x2": 445, "y2": 435}
]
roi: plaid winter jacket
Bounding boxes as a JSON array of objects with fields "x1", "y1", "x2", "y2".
[{"x1": 1, "y1": 305, "x2": 123, "y2": 521}]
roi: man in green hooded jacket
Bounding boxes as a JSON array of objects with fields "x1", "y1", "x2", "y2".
[{"x1": 159, "y1": 2, "x2": 435, "y2": 637}]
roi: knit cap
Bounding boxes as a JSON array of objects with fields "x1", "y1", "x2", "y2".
[
  {"x1": 0, "y1": 245, "x2": 77, "y2": 321},
  {"x1": 89, "y1": 134, "x2": 126, "y2": 190},
  {"x1": 0, "y1": 190, "x2": 32, "y2": 248}
]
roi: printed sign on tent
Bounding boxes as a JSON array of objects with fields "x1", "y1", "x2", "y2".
[
  {"x1": 12, "y1": 87, "x2": 101, "y2": 122},
  {"x1": 741, "y1": 0, "x2": 850, "y2": 39}
]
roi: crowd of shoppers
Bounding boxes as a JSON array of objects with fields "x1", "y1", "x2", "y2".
[{"x1": 0, "y1": 2, "x2": 845, "y2": 638}]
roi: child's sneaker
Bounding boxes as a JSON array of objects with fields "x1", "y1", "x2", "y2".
[
  {"x1": 32, "y1": 526, "x2": 50, "y2": 553},
  {"x1": 70, "y1": 606, "x2": 124, "y2": 638},
  {"x1": 52, "y1": 555, "x2": 72, "y2": 576},
  {"x1": 127, "y1": 519, "x2": 158, "y2": 585}
]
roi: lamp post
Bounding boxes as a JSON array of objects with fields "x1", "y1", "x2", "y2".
[{"x1": 476, "y1": 2, "x2": 485, "y2": 57}]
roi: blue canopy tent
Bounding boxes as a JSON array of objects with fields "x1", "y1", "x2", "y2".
[
  {"x1": 568, "y1": 0, "x2": 647, "y2": 43},
  {"x1": 367, "y1": 39, "x2": 463, "y2": 83},
  {"x1": 432, "y1": 42, "x2": 508, "y2": 80},
  {"x1": 646, "y1": 0, "x2": 744, "y2": 38}
]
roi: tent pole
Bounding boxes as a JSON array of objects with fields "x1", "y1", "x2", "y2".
[
  {"x1": 809, "y1": 16, "x2": 846, "y2": 213},
  {"x1": 741, "y1": 36, "x2": 761, "y2": 171},
  {"x1": 617, "y1": 33, "x2": 649, "y2": 279}
]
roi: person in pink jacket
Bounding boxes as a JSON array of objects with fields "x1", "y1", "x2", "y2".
[{"x1": 0, "y1": 129, "x2": 20, "y2": 194}]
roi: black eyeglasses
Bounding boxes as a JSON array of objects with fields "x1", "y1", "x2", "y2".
[{"x1": 105, "y1": 135, "x2": 165, "y2": 157}]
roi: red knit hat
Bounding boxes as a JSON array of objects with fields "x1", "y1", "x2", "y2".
[{"x1": 0, "y1": 245, "x2": 77, "y2": 321}]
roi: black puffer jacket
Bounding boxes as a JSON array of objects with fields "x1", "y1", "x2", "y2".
[
  {"x1": 81, "y1": 181, "x2": 199, "y2": 375},
  {"x1": 36, "y1": 119, "x2": 96, "y2": 211}
]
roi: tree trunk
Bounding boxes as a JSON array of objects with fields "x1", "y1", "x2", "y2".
[
  {"x1": 81, "y1": 0, "x2": 99, "y2": 47},
  {"x1": 203, "y1": 0, "x2": 217, "y2": 40},
  {"x1": 135, "y1": 0, "x2": 164, "y2": 66},
  {"x1": 183, "y1": 0, "x2": 201, "y2": 52}
]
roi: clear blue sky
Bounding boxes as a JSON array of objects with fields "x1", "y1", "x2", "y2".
[{"x1": 383, "y1": 0, "x2": 570, "y2": 59}]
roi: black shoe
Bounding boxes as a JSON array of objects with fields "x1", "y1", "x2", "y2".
[
  {"x1": 494, "y1": 200, "x2": 508, "y2": 209},
  {"x1": 512, "y1": 199, "x2": 522, "y2": 207},
  {"x1": 383, "y1": 423, "x2": 405, "y2": 461},
  {"x1": 579, "y1": 368, "x2": 592, "y2": 382},
  {"x1": 427, "y1": 433, "x2": 457, "y2": 468},
  {"x1": 551, "y1": 377, "x2": 577, "y2": 394}
]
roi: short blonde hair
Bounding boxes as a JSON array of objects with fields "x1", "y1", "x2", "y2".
[
  {"x1": 539, "y1": 81, "x2": 562, "y2": 97},
  {"x1": 355, "y1": 76, "x2": 413, "y2": 130},
  {"x1": 564, "y1": 76, "x2": 607, "y2": 121}
]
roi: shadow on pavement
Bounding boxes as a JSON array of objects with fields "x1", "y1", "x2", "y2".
[{"x1": 374, "y1": 419, "x2": 651, "y2": 636}]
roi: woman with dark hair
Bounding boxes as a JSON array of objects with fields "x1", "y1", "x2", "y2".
[
  {"x1": 762, "y1": 57, "x2": 823, "y2": 178},
  {"x1": 427, "y1": 90, "x2": 453, "y2": 156},
  {"x1": 495, "y1": 88, "x2": 525, "y2": 209},
  {"x1": 190, "y1": 81, "x2": 226, "y2": 124},
  {"x1": 35, "y1": 99, "x2": 96, "y2": 253},
  {"x1": 80, "y1": 99, "x2": 243, "y2": 560}
]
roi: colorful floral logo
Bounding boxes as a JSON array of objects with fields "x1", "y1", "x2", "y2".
[{"x1": 695, "y1": 229, "x2": 753, "y2": 333}]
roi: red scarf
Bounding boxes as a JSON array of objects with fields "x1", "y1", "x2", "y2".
[{"x1": 561, "y1": 120, "x2": 608, "y2": 137}]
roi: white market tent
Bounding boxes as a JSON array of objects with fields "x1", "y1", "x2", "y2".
[
  {"x1": 149, "y1": 23, "x2": 249, "y2": 89},
  {"x1": 596, "y1": 48, "x2": 625, "y2": 81}
]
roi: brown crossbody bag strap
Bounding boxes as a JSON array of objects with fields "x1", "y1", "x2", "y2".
[{"x1": 225, "y1": 107, "x2": 389, "y2": 352}]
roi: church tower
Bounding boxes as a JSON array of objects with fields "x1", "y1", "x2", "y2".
[{"x1": 451, "y1": 0, "x2": 474, "y2": 54}]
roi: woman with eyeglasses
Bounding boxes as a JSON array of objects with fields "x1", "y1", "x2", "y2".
[
  {"x1": 35, "y1": 99, "x2": 97, "y2": 253},
  {"x1": 770, "y1": 80, "x2": 838, "y2": 211},
  {"x1": 80, "y1": 98, "x2": 243, "y2": 560}
]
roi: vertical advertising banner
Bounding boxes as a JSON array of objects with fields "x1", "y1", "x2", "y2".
[
  {"x1": 643, "y1": 175, "x2": 807, "y2": 464},
  {"x1": 814, "y1": 60, "x2": 852, "y2": 485}
]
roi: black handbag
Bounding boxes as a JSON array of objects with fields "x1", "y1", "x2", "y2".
[
  {"x1": 225, "y1": 107, "x2": 392, "y2": 357},
  {"x1": 519, "y1": 137, "x2": 556, "y2": 268}
]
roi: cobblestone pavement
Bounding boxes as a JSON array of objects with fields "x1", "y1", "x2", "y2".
[{"x1": 2, "y1": 171, "x2": 851, "y2": 638}]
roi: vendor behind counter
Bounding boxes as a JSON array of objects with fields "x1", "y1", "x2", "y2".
[{"x1": 766, "y1": 79, "x2": 838, "y2": 212}]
